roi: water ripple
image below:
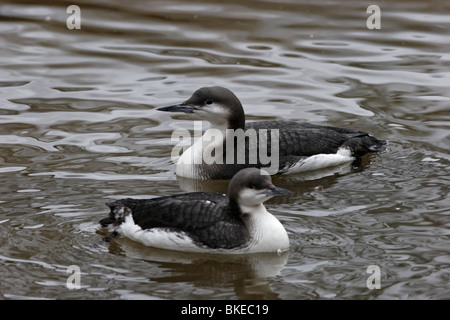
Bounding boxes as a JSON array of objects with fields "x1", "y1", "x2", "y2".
[{"x1": 1, "y1": 0, "x2": 449, "y2": 300}]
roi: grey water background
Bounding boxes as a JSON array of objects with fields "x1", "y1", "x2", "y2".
[{"x1": 0, "y1": 0, "x2": 449, "y2": 299}]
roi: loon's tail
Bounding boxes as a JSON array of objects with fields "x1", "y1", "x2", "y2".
[{"x1": 99, "y1": 199, "x2": 135, "y2": 228}]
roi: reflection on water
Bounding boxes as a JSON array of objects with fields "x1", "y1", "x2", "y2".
[
  {"x1": 104, "y1": 240, "x2": 289, "y2": 300},
  {"x1": 177, "y1": 161, "x2": 356, "y2": 193},
  {"x1": 1, "y1": 0, "x2": 449, "y2": 299}
]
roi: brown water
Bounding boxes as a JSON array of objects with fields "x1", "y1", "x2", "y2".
[{"x1": 0, "y1": 0, "x2": 449, "y2": 300}]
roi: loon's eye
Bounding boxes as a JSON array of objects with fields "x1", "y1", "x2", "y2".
[{"x1": 206, "y1": 99, "x2": 213, "y2": 105}]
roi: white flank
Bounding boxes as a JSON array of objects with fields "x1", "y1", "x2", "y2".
[
  {"x1": 119, "y1": 215, "x2": 203, "y2": 252},
  {"x1": 284, "y1": 147, "x2": 354, "y2": 174}
]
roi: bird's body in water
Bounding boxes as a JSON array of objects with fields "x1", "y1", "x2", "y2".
[
  {"x1": 100, "y1": 168, "x2": 291, "y2": 254},
  {"x1": 157, "y1": 86, "x2": 387, "y2": 180}
]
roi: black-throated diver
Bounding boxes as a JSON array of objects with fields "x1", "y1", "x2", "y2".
[
  {"x1": 157, "y1": 86, "x2": 387, "y2": 180},
  {"x1": 100, "y1": 168, "x2": 290, "y2": 254}
]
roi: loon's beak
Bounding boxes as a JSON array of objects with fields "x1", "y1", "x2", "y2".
[
  {"x1": 265, "y1": 186, "x2": 291, "y2": 196},
  {"x1": 157, "y1": 103, "x2": 197, "y2": 114}
]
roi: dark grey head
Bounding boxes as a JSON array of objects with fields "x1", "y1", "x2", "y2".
[
  {"x1": 227, "y1": 168, "x2": 291, "y2": 208},
  {"x1": 157, "y1": 86, "x2": 245, "y2": 130}
]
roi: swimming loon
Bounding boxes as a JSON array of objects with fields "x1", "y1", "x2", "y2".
[
  {"x1": 99, "y1": 168, "x2": 290, "y2": 254},
  {"x1": 157, "y1": 86, "x2": 387, "y2": 180}
]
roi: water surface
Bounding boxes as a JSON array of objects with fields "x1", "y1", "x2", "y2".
[{"x1": 0, "y1": 0, "x2": 449, "y2": 299}]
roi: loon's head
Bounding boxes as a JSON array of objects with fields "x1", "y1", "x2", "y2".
[
  {"x1": 227, "y1": 168, "x2": 291, "y2": 210},
  {"x1": 157, "y1": 86, "x2": 245, "y2": 130}
]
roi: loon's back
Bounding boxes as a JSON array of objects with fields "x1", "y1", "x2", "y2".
[{"x1": 246, "y1": 120, "x2": 387, "y2": 157}]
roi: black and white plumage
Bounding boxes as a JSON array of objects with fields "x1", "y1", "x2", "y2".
[
  {"x1": 157, "y1": 86, "x2": 387, "y2": 180},
  {"x1": 99, "y1": 168, "x2": 290, "y2": 254}
]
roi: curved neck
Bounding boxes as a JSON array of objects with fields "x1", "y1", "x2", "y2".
[
  {"x1": 228, "y1": 198, "x2": 244, "y2": 219},
  {"x1": 227, "y1": 104, "x2": 245, "y2": 130}
]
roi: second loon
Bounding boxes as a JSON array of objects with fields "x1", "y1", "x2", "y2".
[
  {"x1": 100, "y1": 168, "x2": 290, "y2": 254},
  {"x1": 157, "y1": 86, "x2": 387, "y2": 180}
]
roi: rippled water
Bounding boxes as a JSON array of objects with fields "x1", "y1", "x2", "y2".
[{"x1": 1, "y1": 0, "x2": 449, "y2": 300}]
